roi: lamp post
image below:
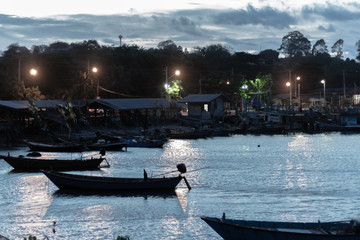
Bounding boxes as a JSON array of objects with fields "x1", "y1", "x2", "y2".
[
  {"x1": 164, "y1": 66, "x2": 180, "y2": 93},
  {"x1": 241, "y1": 85, "x2": 248, "y2": 112},
  {"x1": 92, "y1": 67, "x2": 99, "y2": 98},
  {"x1": 321, "y1": 79, "x2": 326, "y2": 107},
  {"x1": 296, "y1": 76, "x2": 301, "y2": 109},
  {"x1": 286, "y1": 81, "x2": 292, "y2": 109}
]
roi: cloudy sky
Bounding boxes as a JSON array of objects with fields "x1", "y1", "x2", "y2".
[{"x1": 1, "y1": 0, "x2": 359, "y2": 59}]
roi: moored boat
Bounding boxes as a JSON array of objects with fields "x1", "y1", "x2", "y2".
[
  {"x1": 201, "y1": 215, "x2": 360, "y2": 240},
  {"x1": 0, "y1": 153, "x2": 106, "y2": 171},
  {"x1": 315, "y1": 121, "x2": 360, "y2": 132},
  {"x1": 85, "y1": 141, "x2": 127, "y2": 151},
  {"x1": 123, "y1": 138, "x2": 166, "y2": 148},
  {"x1": 42, "y1": 163, "x2": 191, "y2": 192},
  {"x1": 23, "y1": 139, "x2": 85, "y2": 152}
]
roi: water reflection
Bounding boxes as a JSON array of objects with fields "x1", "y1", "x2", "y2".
[
  {"x1": 162, "y1": 139, "x2": 200, "y2": 162},
  {"x1": 175, "y1": 188, "x2": 189, "y2": 213},
  {"x1": 4, "y1": 173, "x2": 54, "y2": 238},
  {"x1": 4, "y1": 134, "x2": 360, "y2": 239},
  {"x1": 52, "y1": 189, "x2": 178, "y2": 199}
]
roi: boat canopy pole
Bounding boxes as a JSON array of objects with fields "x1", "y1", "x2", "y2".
[{"x1": 183, "y1": 176, "x2": 191, "y2": 190}]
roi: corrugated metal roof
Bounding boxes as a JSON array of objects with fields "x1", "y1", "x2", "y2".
[
  {"x1": 178, "y1": 94, "x2": 225, "y2": 103},
  {"x1": 35, "y1": 100, "x2": 87, "y2": 108},
  {"x1": 0, "y1": 100, "x2": 29, "y2": 110},
  {"x1": 88, "y1": 98, "x2": 171, "y2": 110},
  {"x1": 0, "y1": 100, "x2": 87, "y2": 110}
]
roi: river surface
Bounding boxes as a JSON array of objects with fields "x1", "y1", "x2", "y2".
[{"x1": 1, "y1": 133, "x2": 360, "y2": 239}]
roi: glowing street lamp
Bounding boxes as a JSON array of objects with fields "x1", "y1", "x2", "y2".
[
  {"x1": 92, "y1": 67, "x2": 100, "y2": 98},
  {"x1": 29, "y1": 68, "x2": 37, "y2": 76},
  {"x1": 241, "y1": 85, "x2": 248, "y2": 112},
  {"x1": 164, "y1": 67, "x2": 180, "y2": 90},
  {"x1": 321, "y1": 79, "x2": 326, "y2": 107},
  {"x1": 296, "y1": 76, "x2": 301, "y2": 109},
  {"x1": 286, "y1": 81, "x2": 292, "y2": 107}
]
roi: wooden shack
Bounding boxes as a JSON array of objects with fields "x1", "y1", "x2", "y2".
[{"x1": 178, "y1": 94, "x2": 229, "y2": 120}]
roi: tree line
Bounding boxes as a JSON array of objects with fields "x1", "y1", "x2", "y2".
[{"x1": 0, "y1": 31, "x2": 360, "y2": 102}]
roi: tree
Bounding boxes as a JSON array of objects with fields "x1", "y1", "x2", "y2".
[
  {"x1": 331, "y1": 39, "x2": 344, "y2": 59},
  {"x1": 278, "y1": 31, "x2": 311, "y2": 58},
  {"x1": 248, "y1": 74, "x2": 271, "y2": 95},
  {"x1": 355, "y1": 40, "x2": 360, "y2": 61},
  {"x1": 165, "y1": 79, "x2": 183, "y2": 100},
  {"x1": 247, "y1": 74, "x2": 272, "y2": 108},
  {"x1": 312, "y1": 39, "x2": 329, "y2": 56},
  {"x1": 12, "y1": 82, "x2": 45, "y2": 100},
  {"x1": 258, "y1": 49, "x2": 279, "y2": 62},
  {"x1": 157, "y1": 40, "x2": 182, "y2": 52}
]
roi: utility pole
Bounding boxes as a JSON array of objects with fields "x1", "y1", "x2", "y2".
[
  {"x1": 18, "y1": 57, "x2": 21, "y2": 83},
  {"x1": 343, "y1": 70, "x2": 346, "y2": 100},
  {"x1": 118, "y1": 35, "x2": 123, "y2": 47},
  {"x1": 289, "y1": 70, "x2": 292, "y2": 106}
]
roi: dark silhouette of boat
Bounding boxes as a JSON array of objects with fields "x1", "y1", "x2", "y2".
[
  {"x1": 201, "y1": 214, "x2": 360, "y2": 240},
  {"x1": 42, "y1": 163, "x2": 191, "y2": 192},
  {"x1": 0, "y1": 153, "x2": 105, "y2": 171},
  {"x1": 85, "y1": 141, "x2": 128, "y2": 151},
  {"x1": 23, "y1": 139, "x2": 85, "y2": 152}
]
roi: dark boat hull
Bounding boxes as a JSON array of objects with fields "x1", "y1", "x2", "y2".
[
  {"x1": 0, "y1": 155, "x2": 104, "y2": 171},
  {"x1": 201, "y1": 216, "x2": 360, "y2": 240},
  {"x1": 86, "y1": 142, "x2": 127, "y2": 151},
  {"x1": 315, "y1": 121, "x2": 360, "y2": 132},
  {"x1": 123, "y1": 139, "x2": 165, "y2": 148},
  {"x1": 42, "y1": 171, "x2": 183, "y2": 191},
  {"x1": 24, "y1": 140, "x2": 84, "y2": 152}
]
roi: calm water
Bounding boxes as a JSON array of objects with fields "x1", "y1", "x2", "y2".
[{"x1": 1, "y1": 133, "x2": 360, "y2": 239}]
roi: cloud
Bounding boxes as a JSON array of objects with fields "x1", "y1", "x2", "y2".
[
  {"x1": 0, "y1": 2, "x2": 359, "y2": 59},
  {"x1": 317, "y1": 24, "x2": 336, "y2": 32},
  {"x1": 212, "y1": 4, "x2": 297, "y2": 29},
  {"x1": 301, "y1": 2, "x2": 360, "y2": 21}
]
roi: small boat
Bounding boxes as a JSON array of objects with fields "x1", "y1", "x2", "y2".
[
  {"x1": 0, "y1": 153, "x2": 106, "y2": 171},
  {"x1": 23, "y1": 139, "x2": 85, "y2": 152},
  {"x1": 201, "y1": 214, "x2": 360, "y2": 240},
  {"x1": 42, "y1": 164, "x2": 191, "y2": 192},
  {"x1": 167, "y1": 129, "x2": 209, "y2": 139},
  {"x1": 85, "y1": 141, "x2": 127, "y2": 151},
  {"x1": 315, "y1": 121, "x2": 360, "y2": 132},
  {"x1": 123, "y1": 138, "x2": 166, "y2": 148}
]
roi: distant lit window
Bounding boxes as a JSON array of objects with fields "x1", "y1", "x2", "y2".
[
  {"x1": 354, "y1": 95, "x2": 360, "y2": 105},
  {"x1": 204, "y1": 104, "x2": 208, "y2": 112}
]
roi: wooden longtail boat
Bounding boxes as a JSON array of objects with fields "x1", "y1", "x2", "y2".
[
  {"x1": 201, "y1": 214, "x2": 360, "y2": 240},
  {"x1": 123, "y1": 139, "x2": 166, "y2": 148},
  {"x1": 42, "y1": 164, "x2": 191, "y2": 192},
  {"x1": 23, "y1": 139, "x2": 85, "y2": 152},
  {"x1": 85, "y1": 141, "x2": 128, "y2": 151},
  {"x1": 0, "y1": 153, "x2": 105, "y2": 171}
]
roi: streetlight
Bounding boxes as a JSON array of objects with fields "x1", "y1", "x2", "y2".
[
  {"x1": 296, "y1": 76, "x2": 301, "y2": 109},
  {"x1": 92, "y1": 67, "x2": 99, "y2": 98},
  {"x1": 164, "y1": 66, "x2": 180, "y2": 90},
  {"x1": 29, "y1": 68, "x2": 37, "y2": 77},
  {"x1": 321, "y1": 79, "x2": 326, "y2": 107},
  {"x1": 286, "y1": 81, "x2": 292, "y2": 108},
  {"x1": 241, "y1": 85, "x2": 248, "y2": 112}
]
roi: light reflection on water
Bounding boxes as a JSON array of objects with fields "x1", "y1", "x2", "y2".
[{"x1": 2, "y1": 133, "x2": 360, "y2": 239}]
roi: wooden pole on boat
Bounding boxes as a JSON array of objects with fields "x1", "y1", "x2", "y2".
[{"x1": 183, "y1": 176, "x2": 191, "y2": 190}]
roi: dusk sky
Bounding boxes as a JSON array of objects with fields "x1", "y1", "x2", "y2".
[{"x1": 1, "y1": 0, "x2": 360, "y2": 59}]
